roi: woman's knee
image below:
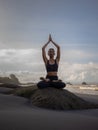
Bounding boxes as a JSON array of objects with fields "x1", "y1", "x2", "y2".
[
  {"x1": 60, "y1": 82, "x2": 66, "y2": 88},
  {"x1": 53, "y1": 82, "x2": 66, "y2": 89},
  {"x1": 37, "y1": 81, "x2": 45, "y2": 89},
  {"x1": 37, "y1": 81, "x2": 49, "y2": 89}
]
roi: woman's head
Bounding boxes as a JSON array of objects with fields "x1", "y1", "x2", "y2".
[{"x1": 48, "y1": 48, "x2": 55, "y2": 58}]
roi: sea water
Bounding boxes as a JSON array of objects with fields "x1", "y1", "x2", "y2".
[{"x1": 66, "y1": 84, "x2": 98, "y2": 95}]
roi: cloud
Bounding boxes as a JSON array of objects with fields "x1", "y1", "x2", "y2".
[
  {"x1": 61, "y1": 43, "x2": 98, "y2": 63},
  {"x1": 0, "y1": 48, "x2": 44, "y2": 72},
  {"x1": 0, "y1": 49, "x2": 98, "y2": 83},
  {"x1": 61, "y1": 48, "x2": 96, "y2": 63},
  {"x1": 59, "y1": 62, "x2": 98, "y2": 83}
]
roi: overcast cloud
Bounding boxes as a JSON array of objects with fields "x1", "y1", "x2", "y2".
[{"x1": 0, "y1": 0, "x2": 98, "y2": 83}]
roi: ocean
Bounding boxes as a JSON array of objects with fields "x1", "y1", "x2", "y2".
[{"x1": 66, "y1": 84, "x2": 98, "y2": 95}]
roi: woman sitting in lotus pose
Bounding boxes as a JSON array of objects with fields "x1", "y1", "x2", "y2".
[{"x1": 37, "y1": 35, "x2": 66, "y2": 89}]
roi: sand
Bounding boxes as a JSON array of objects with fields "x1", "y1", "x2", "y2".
[{"x1": 0, "y1": 91, "x2": 98, "y2": 130}]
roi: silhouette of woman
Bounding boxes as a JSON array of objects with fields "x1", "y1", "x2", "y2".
[{"x1": 37, "y1": 34, "x2": 66, "y2": 89}]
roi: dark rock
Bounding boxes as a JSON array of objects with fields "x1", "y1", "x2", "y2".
[
  {"x1": 82, "y1": 82, "x2": 87, "y2": 85},
  {"x1": 9, "y1": 74, "x2": 20, "y2": 85},
  {"x1": 0, "y1": 74, "x2": 20, "y2": 85},
  {"x1": 66, "y1": 82, "x2": 73, "y2": 85}
]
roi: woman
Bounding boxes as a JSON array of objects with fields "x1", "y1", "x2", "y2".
[{"x1": 37, "y1": 34, "x2": 66, "y2": 89}]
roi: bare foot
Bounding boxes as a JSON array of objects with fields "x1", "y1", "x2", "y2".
[
  {"x1": 45, "y1": 78, "x2": 50, "y2": 82},
  {"x1": 40, "y1": 77, "x2": 50, "y2": 82},
  {"x1": 40, "y1": 77, "x2": 45, "y2": 80}
]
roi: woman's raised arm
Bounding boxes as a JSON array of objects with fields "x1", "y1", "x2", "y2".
[
  {"x1": 50, "y1": 35, "x2": 60, "y2": 62},
  {"x1": 42, "y1": 35, "x2": 51, "y2": 64}
]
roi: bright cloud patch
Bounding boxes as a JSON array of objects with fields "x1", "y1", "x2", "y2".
[
  {"x1": 59, "y1": 62, "x2": 98, "y2": 83},
  {"x1": 0, "y1": 49, "x2": 44, "y2": 72},
  {"x1": 0, "y1": 49, "x2": 98, "y2": 83}
]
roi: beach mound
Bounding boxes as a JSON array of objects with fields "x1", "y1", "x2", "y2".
[
  {"x1": 15, "y1": 86, "x2": 98, "y2": 110},
  {"x1": 31, "y1": 87, "x2": 98, "y2": 110}
]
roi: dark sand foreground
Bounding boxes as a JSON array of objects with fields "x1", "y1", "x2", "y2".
[{"x1": 0, "y1": 90, "x2": 98, "y2": 130}]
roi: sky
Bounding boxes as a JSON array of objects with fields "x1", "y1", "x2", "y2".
[{"x1": 0, "y1": 0, "x2": 98, "y2": 83}]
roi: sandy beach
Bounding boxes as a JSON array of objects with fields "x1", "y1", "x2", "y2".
[{"x1": 0, "y1": 87, "x2": 98, "y2": 130}]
